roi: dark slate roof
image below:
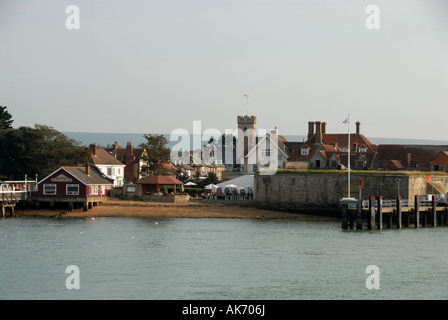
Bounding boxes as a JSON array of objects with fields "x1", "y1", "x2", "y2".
[{"x1": 62, "y1": 166, "x2": 114, "y2": 185}]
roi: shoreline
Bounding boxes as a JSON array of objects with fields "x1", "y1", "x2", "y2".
[{"x1": 12, "y1": 198, "x2": 339, "y2": 221}]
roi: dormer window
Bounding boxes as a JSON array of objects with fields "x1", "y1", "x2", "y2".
[
  {"x1": 301, "y1": 148, "x2": 309, "y2": 155},
  {"x1": 359, "y1": 147, "x2": 367, "y2": 153}
]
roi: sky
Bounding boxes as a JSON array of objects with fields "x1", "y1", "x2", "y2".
[{"x1": 1, "y1": 0, "x2": 448, "y2": 141}]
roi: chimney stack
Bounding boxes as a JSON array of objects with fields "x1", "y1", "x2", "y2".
[
  {"x1": 315, "y1": 121, "x2": 322, "y2": 145},
  {"x1": 308, "y1": 121, "x2": 315, "y2": 140},
  {"x1": 321, "y1": 122, "x2": 327, "y2": 134},
  {"x1": 126, "y1": 142, "x2": 134, "y2": 165},
  {"x1": 356, "y1": 122, "x2": 361, "y2": 134},
  {"x1": 86, "y1": 163, "x2": 91, "y2": 176},
  {"x1": 407, "y1": 153, "x2": 411, "y2": 167},
  {"x1": 90, "y1": 143, "x2": 97, "y2": 156}
]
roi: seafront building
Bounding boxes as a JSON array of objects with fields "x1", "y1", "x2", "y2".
[
  {"x1": 89, "y1": 143, "x2": 125, "y2": 187},
  {"x1": 30, "y1": 164, "x2": 113, "y2": 211}
]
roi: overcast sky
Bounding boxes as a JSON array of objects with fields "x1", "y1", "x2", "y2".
[{"x1": 1, "y1": 0, "x2": 447, "y2": 141}]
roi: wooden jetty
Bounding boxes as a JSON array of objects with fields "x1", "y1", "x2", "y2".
[
  {"x1": 0, "y1": 191, "x2": 28, "y2": 217},
  {"x1": 341, "y1": 194, "x2": 448, "y2": 230}
]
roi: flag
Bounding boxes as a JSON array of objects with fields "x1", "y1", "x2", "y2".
[{"x1": 342, "y1": 115, "x2": 349, "y2": 126}]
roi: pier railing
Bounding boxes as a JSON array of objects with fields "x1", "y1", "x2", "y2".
[{"x1": 341, "y1": 194, "x2": 448, "y2": 230}]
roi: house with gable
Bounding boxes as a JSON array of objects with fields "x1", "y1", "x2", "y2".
[
  {"x1": 243, "y1": 127, "x2": 291, "y2": 172},
  {"x1": 235, "y1": 115, "x2": 296, "y2": 173},
  {"x1": 287, "y1": 120, "x2": 377, "y2": 170},
  {"x1": 431, "y1": 151, "x2": 448, "y2": 172},
  {"x1": 89, "y1": 143, "x2": 125, "y2": 187},
  {"x1": 107, "y1": 141, "x2": 146, "y2": 184},
  {"x1": 31, "y1": 164, "x2": 113, "y2": 211}
]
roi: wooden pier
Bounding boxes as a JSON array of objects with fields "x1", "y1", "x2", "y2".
[
  {"x1": 1, "y1": 191, "x2": 28, "y2": 217},
  {"x1": 341, "y1": 195, "x2": 448, "y2": 230}
]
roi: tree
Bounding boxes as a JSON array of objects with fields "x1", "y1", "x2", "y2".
[
  {"x1": 0, "y1": 106, "x2": 13, "y2": 130},
  {"x1": 0, "y1": 124, "x2": 90, "y2": 180},
  {"x1": 139, "y1": 134, "x2": 171, "y2": 176}
]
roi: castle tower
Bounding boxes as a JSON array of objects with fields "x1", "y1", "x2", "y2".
[{"x1": 237, "y1": 115, "x2": 257, "y2": 160}]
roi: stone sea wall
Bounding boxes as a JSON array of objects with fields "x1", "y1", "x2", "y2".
[{"x1": 254, "y1": 171, "x2": 448, "y2": 212}]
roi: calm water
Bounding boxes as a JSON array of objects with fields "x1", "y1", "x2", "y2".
[{"x1": 0, "y1": 216, "x2": 447, "y2": 300}]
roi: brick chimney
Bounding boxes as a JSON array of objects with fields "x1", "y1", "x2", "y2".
[
  {"x1": 407, "y1": 153, "x2": 411, "y2": 167},
  {"x1": 315, "y1": 121, "x2": 322, "y2": 145},
  {"x1": 308, "y1": 121, "x2": 315, "y2": 140},
  {"x1": 356, "y1": 122, "x2": 361, "y2": 134},
  {"x1": 85, "y1": 163, "x2": 91, "y2": 176},
  {"x1": 90, "y1": 143, "x2": 97, "y2": 156},
  {"x1": 321, "y1": 122, "x2": 327, "y2": 134},
  {"x1": 126, "y1": 142, "x2": 134, "y2": 165}
]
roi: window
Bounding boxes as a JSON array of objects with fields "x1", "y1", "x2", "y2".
[
  {"x1": 90, "y1": 186, "x2": 99, "y2": 195},
  {"x1": 261, "y1": 149, "x2": 271, "y2": 157},
  {"x1": 66, "y1": 184, "x2": 79, "y2": 195},
  {"x1": 315, "y1": 160, "x2": 321, "y2": 168},
  {"x1": 43, "y1": 184, "x2": 56, "y2": 195},
  {"x1": 359, "y1": 147, "x2": 367, "y2": 153},
  {"x1": 330, "y1": 160, "x2": 337, "y2": 168},
  {"x1": 301, "y1": 148, "x2": 309, "y2": 155},
  {"x1": 107, "y1": 168, "x2": 112, "y2": 175},
  {"x1": 278, "y1": 154, "x2": 283, "y2": 161}
]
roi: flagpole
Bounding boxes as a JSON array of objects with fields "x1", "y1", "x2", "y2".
[{"x1": 347, "y1": 113, "x2": 351, "y2": 199}]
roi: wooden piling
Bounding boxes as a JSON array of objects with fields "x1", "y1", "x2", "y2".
[
  {"x1": 356, "y1": 199, "x2": 363, "y2": 230},
  {"x1": 414, "y1": 195, "x2": 420, "y2": 228},
  {"x1": 369, "y1": 196, "x2": 375, "y2": 230},
  {"x1": 377, "y1": 195, "x2": 383, "y2": 230},
  {"x1": 422, "y1": 210, "x2": 428, "y2": 227},
  {"x1": 341, "y1": 204, "x2": 348, "y2": 229},
  {"x1": 396, "y1": 196, "x2": 402, "y2": 229},
  {"x1": 432, "y1": 196, "x2": 437, "y2": 227},
  {"x1": 348, "y1": 210, "x2": 354, "y2": 229}
]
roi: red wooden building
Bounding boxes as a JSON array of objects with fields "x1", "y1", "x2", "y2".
[{"x1": 31, "y1": 164, "x2": 114, "y2": 211}]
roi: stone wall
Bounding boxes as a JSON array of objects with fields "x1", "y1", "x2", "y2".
[
  {"x1": 138, "y1": 194, "x2": 191, "y2": 203},
  {"x1": 254, "y1": 171, "x2": 448, "y2": 211}
]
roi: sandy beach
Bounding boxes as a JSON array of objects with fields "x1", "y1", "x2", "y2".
[{"x1": 14, "y1": 197, "x2": 338, "y2": 221}]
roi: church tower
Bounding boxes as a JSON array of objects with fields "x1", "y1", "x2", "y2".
[{"x1": 237, "y1": 115, "x2": 257, "y2": 159}]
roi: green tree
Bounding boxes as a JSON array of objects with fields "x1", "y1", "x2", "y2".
[
  {"x1": 204, "y1": 172, "x2": 219, "y2": 185},
  {"x1": 139, "y1": 134, "x2": 171, "y2": 176},
  {"x1": 0, "y1": 124, "x2": 90, "y2": 180},
  {"x1": 0, "y1": 106, "x2": 13, "y2": 130}
]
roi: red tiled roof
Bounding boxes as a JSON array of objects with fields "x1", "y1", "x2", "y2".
[
  {"x1": 138, "y1": 176, "x2": 183, "y2": 185},
  {"x1": 90, "y1": 148, "x2": 124, "y2": 166}
]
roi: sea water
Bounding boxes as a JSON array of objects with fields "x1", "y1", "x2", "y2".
[{"x1": 0, "y1": 216, "x2": 447, "y2": 300}]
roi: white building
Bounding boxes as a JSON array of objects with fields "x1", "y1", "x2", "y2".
[{"x1": 89, "y1": 144, "x2": 125, "y2": 187}]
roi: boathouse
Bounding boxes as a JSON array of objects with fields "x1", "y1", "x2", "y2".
[{"x1": 31, "y1": 164, "x2": 113, "y2": 211}]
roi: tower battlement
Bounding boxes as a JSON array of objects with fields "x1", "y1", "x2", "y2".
[{"x1": 237, "y1": 115, "x2": 257, "y2": 125}]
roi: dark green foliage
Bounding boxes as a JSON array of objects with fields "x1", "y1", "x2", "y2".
[
  {"x1": 0, "y1": 106, "x2": 13, "y2": 130},
  {"x1": 139, "y1": 134, "x2": 171, "y2": 176},
  {"x1": 0, "y1": 124, "x2": 90, "y2": 180}
]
